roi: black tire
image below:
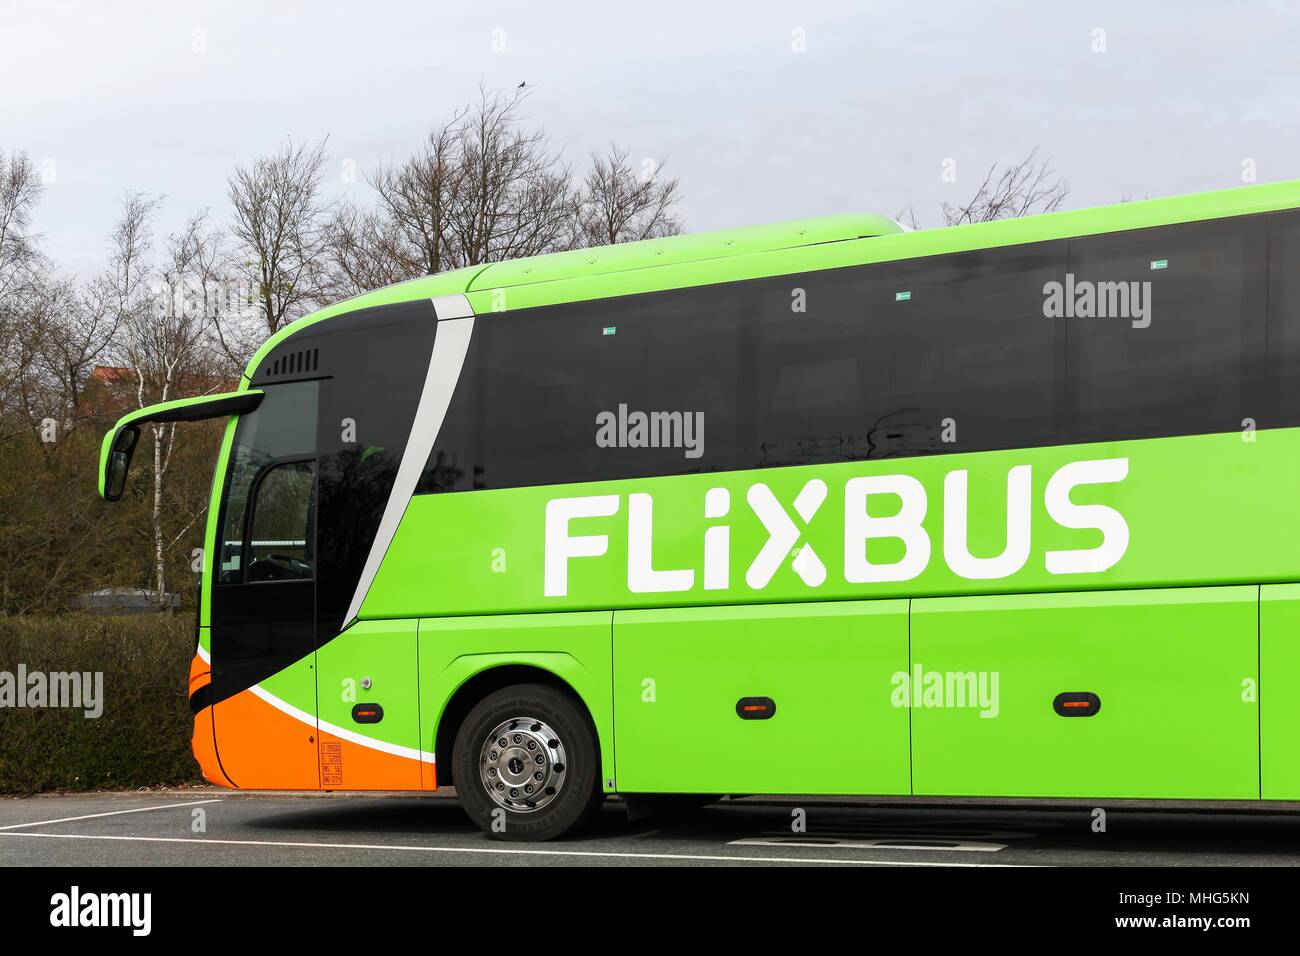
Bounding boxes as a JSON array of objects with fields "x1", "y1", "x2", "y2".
[{"x1": 452, "y1": 683, "x2": 603, "y2": 841}]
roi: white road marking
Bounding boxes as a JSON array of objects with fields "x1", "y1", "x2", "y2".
[
  {"x1": 0, "y1": 799, "x2": 223, "y2": 832},
  {"x1": 0, "y1": 830, "x2": 1032, "y2": 866},
  {"x1": 731, "y1": 837, "x2": 1008, "y2": 852}
]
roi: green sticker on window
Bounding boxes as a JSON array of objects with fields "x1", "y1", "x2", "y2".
[
  {"x1": 1150, "y1": 259, "x2": 1168, "y2": 270},
  {"x1": 895, "y1": 291, "x2": 912, "y2": 301},
  {"x1": 602, "y1": 326, "x2": 617, "y2": 336}
]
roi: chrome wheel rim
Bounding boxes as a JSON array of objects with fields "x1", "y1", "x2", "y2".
[{"x1": 479, "y1": 716, "x2": 567, "y2": 813}]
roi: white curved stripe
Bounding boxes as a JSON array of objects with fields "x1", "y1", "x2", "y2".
[
  {"x1": 248, "y1": 683, "x2": 435, "y2": 764},
  {"x1": 430, "y1": 293, "x2": 475, "y2": 320},
  {"x1": 341, "y1": 297, "x2": 476, "y2": 626},
  {"x1": 196, "y1": 643, "x2": 210, "y2": 664}
]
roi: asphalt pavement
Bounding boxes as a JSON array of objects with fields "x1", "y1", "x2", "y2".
[{"x1": 1, "y1": 790, "x2": 1298, "y2": 867}]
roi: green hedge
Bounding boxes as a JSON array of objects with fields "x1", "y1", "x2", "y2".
[{"x1": 0, "y1": 614, "x2": 203, "y2": 793}]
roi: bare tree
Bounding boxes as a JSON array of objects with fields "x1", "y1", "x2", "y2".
[
  {"x1": 36, "y1": 272, "x2": 127, "y2": 414},
  {"x1": 366, "y1": 121, "x2": 462, "y2": 279},
  {"x1": 322, "y1": 201, "x2": 424, "y2": 301},
  {"x1": 0, "y1": 148, "x2": 43, "y2": 301},
  {"x1": 443, "y1": 86, "x2": 575, "y2": 265},
  {"x1": 357, "y1": 87, "x2": 576, "y2": 286},
  {"x1": 106, "y1": 196, "x2": 219, "y2": 608},
  {"x1": 16, "y1": 275, "x2": 83, "y2": 422},
  {"x1": 898, "y1": 148, "x2": 1069, "y2": 229},
  {"x1": 575, "y1": 143, "x2": 682, "y2": 246},
  {"x1": 0, "y1": 276, "x2": 58, "y2": 444},
  {"x1": 0, "y1": 148, "x2": 47, "y2": 438},
  {"x1": 327, "y1": 88, "x2": 690, "y2": 300},
  {"x1": 226, "y1": 137, "x2": 329, "y2": 351}
]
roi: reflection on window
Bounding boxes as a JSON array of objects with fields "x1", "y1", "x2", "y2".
[{"x1": 245, "y1": 461, "x2": 315, "y2": 582}]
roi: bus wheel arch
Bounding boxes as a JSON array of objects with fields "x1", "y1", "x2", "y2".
[
  {"x1": 445, "y1": 671, "x2": 604, "y2": 840},
  {"x1": 434, "y1": 664, "x2": 596, "y2": 790}
]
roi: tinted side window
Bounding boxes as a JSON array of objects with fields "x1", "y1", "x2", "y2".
[
  {"x1": 1066, "y1": 215, "x2": 1267, "y2": 443},
  {"x1": 875, "y1": 242, "x2": 1064, "y2": 456},
  {"x1": 1268, "y1": 210, "x2": 1300, "y2": 427},
  {"x1": 420, "y1": 329, "x2": 479, "y2": 494},
  {"x1": 750, "y1": 268, "x2": 893, "y2": 467},
  {"x1": 418, "y1": 216, "x2": 1273, "y2": 493},
  {"x1": 751, "y1": 241, "x2": 1065, "y2": 465},
  {"x1": 419, "y1": 285, "x2": 744, "y2": 491},
  {"x1": 312, "y1": 302, "x2": 437, "y2": 635},
  {"x1": 424, "y1": 246, "x2": 1064, "y2": 490}
]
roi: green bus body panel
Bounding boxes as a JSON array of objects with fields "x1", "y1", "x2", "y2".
[
  {"x1": 364, "y1": 430, "x2": 1300, "y2": 619},
  {"x1": 1262, "y1": 585, "x2": 1300, "y2": 799},
  {"x1": 612, "y1": 601, "x2": 910, "y2": 794},
  {"x1": 417, "y1": 612, "x2": 615, "y2": 789},
  {"x1": 316, "y1": 620, "x2": 422, "y2": 768},
  {"x1": 910, "y1": 586, "x2": 1259, "y2": 800},
  {"x1": 258, "y1": 654, "x2": 318, "y2": 714}
]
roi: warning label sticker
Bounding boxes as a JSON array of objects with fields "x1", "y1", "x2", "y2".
[{"x1": 320, "y1": 740, "x2": 343, "y2": 787}]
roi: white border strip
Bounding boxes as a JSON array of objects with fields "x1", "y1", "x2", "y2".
[{"x1": 341, "y1": 296, "x2": 475, "y2": 626}]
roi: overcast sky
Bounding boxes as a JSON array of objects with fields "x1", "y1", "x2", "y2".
[{"x1": 4, "y1": 0, "x2": 1299, "y2": 278}]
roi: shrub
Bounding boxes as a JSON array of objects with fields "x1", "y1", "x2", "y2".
[{"x1": 0, "y1": 613, "x2": 202, "y2": 793}]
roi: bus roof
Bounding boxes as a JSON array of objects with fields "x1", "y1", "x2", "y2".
[
  {"x1": 244, "y1": 177, "x2": 1300, "y2": 382},
  {"x1": 462, "y1": 177, "x2": 1300, "y2": 297},
  {"x1": 469, "y1": 213, "x2": 904, "y2": 291}
]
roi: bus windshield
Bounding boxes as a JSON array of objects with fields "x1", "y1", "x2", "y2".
[{"x1": 215, "y1": 381, "x2": 319, "y2": 584}]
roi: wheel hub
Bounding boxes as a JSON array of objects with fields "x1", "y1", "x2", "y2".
[{"x1": 479, "y1": 716, "x2": 567, "y2": 813}]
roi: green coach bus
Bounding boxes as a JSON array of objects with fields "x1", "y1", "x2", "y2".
[{"x1": 99, "y1": 179, "x2": 1300, "y2": 840}]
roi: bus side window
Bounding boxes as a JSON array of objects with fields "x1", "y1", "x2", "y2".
[
  {"x1": 245, "y1": 461, "x2": 315, "y2": 582},
  {"x1": 1066, "y1": 217, "x2": 1267, "y2": 444}
]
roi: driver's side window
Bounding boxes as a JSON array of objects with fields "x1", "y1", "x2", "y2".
[{"x1": 244, "y1": 460, "x2": 315, "y2": 582}]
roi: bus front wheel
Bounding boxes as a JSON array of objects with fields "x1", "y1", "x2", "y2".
[{"x1": 452, "y1": 683, "x2": 603, "y2": 841}]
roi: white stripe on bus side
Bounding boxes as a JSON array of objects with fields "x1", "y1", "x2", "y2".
[
  {"x1": 249, "y1": 683, "x2": 436, "y2": 764},
  {"x1": 340, "y1": 294, "x2": 476, "y2": 627}
]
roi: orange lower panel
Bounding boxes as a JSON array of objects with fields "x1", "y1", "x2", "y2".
[
  {"x1": 191, "y1": 706, "x2": 234, "y2": 788},
  {"x1": 318, "y1": 730, "x2": 424, "y2": 791},
  {"x1": 212, "y1": 689, "x2": 319, "y2": 790}
]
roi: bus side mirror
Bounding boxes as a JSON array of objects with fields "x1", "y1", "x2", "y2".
[
  {"x1": 103, "y1": 426, "x2": 140, "y2": 502},
  {"x1": 97, "y1": 388, "x2": 264, "y2": 502}
]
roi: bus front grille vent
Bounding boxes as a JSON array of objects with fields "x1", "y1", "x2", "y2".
[{"x1": 266, "y1": 347, "x2": 320, "y2": 379}]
